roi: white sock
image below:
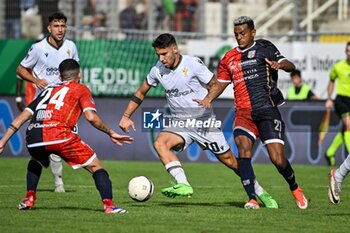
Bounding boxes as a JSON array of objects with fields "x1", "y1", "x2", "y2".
[
  {"x1": 335, "y1": 154, "x2": 350, "y2": 183},
  {"x1": 165, "y1": 161, "x2": 190, "y2": 186},
  {"x1": 50, "y1": 154, "x2": 64, "y2": 186},
  {"x1": 254, "y1": 180, "x2": 264, "y2": 196}
]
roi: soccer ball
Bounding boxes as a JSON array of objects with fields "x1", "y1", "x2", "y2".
[{"x1": 128, "y1": 176, "x2": 154, "y2": 202}]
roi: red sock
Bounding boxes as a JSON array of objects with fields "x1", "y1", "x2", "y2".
[
  {"x1": 103, "y1": 199, "x2": 114, "y2": 206},
  {"x1": 26, "y1": 190, "x2": 36, "y2": 200}
]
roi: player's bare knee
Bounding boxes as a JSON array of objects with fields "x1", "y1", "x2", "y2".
[
  {"x1": 238, "y1": 147, "x2": 252, "y2": 158},
  {"x1": 217, "y1": 152, "x2": 238, "y2": 170},
  {"x1": 153, "y1": 139, "x2": 168, "y2": 152},
  {"x1": 85, "y1": 158, "x2": 103, "y2": 173}
]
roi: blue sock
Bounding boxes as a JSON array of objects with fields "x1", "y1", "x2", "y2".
[
  {"x1": 27, "y1": 159, "x2": 42, "y2": 191},
  {"x1": 276, "y1": 161, "x2": 298, "y2": 191},
  {"x1": 238, "y1": 158, "x2": 256, "y2": 200},
  {"x1": 93, "y1": 169, "x2": 113, "y2": 200}
]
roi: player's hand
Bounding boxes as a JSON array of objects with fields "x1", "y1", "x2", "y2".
[
  {"x1": 193, "y1": 98, "x2": 212, "y2": 109},
  {"x1": 109, "y1": 131, "x2": 134, "y2": 146},
  {"x1": 265, "y1": 58, "x2": 281, "y2": 70},
  {"x1": 325, "y1": 99, "x2": 333, "y2": 110},
  {"x1": 119, "y1": 116, "x2": 136, "y2": 133},
  {"x1": 34, "y1": 79, "x2": 48, "y2": 90}
]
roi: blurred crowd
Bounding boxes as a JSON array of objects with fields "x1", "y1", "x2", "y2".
[{"x1": 4, "y1": 0, "x2": 200, "y2": 40}]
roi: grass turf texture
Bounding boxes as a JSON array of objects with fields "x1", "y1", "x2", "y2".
[{"x1": 0, "y1": 157, "x2": 348, "y2": 233}]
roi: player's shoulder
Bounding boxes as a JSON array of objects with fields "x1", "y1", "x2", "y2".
[
  {"x1": 220, "y1": 47, "x2": 237, "y2": 62},
  {"x1": 63, "y1": 38, "x2": 77, "y2": 46},
  {"x1": 182, "y1": 55, "x2": 205, "y2": 67},
  {"x1": 62, "y1": 81, "x2": 89, "y2": 91},
  {"x1": 30, "y1": 37, "x2": 47, "y2": 49},
  {"x1": 151, "y1": 61, "x2": 169, "y2": 77},
  {"x1": 256, "y1": 39, "x2": 276, "y2": 48},
  {"x1": 74, "y1": 81, "x2": 90, "y2": 90},
  {"x1": 334, "y1": 59, "x2": 347, "y2": 67},
  {"x1": 152, "y1": 60, "x2": 164, "y2": 73}
]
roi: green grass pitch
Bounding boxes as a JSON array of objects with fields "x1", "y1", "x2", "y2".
[{"x1": 0, "y1": 157, "x2": 348, "y2": 233}]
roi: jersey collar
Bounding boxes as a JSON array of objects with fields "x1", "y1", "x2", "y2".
[
  {"x1": 46, "y1": 36, "x2": 65, "y2": 50},
  {"x1": 171, "y1": 55, "x2": 182, "y2": 71},
  {"x1": 236, "y1": 41, "x2": 256, "y2": 53}
]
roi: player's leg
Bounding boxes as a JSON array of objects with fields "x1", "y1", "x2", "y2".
[
  {"x1": 49, "y1": 154, "x2": 65, "y2": 192},
  {"x1": 18, "y1": 147, "x2": 50, "y2": 210},
  {"x1": 325, "y1": 132, "x2": 343, "y2": 166},
  {"x1": 201, "y1": 128, "x2": 278, "y2": 208},
  {"x1": 342, "y1": 114, "x2": 350, "y2": 153},
  {"x1": 215, "y1": 149, "x2": 278, "y2": 208},
  {"x1": 258, "y1": 107, "x2": 307, "y2": 209},
  {"x1": 328, "y1": 153, "x2": 350, "y2": 204},
  {"x1": 58, "y1": 136, "x2": 127, "y2": 213},
  {"x1": 265, "y1": 142, "x2": 307, "y2": 209},
  {"x1": 235, "y1": 134, "x2": 259, "y2": 209},
  {"x1": 84, "y1": 157, "x2": 127, "y2": 214},
  {"x1": 334, "y1": 96, "x2": 350, "y2": 156},
  {"x1": 233, "y1": 110, "x2": 260, "y2": 209},
  {"x1": 153, "y1": 131, "x2": 193, "y2": 197}
]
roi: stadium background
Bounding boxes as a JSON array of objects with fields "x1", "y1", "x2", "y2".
[{"x1": 1, "y1": 0, "x2": 350, "y2": 165}]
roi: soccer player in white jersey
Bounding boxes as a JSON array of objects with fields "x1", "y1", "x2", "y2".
[
  {"x1": 16, "y1": 12, "x2": 80, "y2": 193},
  {"x1": 119, "y1": 33, "x2": 278, "y2": 208},
  {"x1": 328, "y1": 154, "x2": 350, "y2": 204}
]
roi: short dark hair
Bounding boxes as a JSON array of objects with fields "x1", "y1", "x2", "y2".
[
  {"x1": 152, "y1": 33, "x2": 177, "y2": 49},
  {"x1": 346, "y1": 41, "x2": 350, "y2": 48},
  {"x1": 233, "y1": 16, "x2": 255, "y2": 30},
  {"x1": 290, "y1": 69, "x2": 301, "y2": 78},
  {"x1": 48, "y1": 12, "x2": 67, "y2": 23},
  {"x1": 59, "y1": 59, "x2": 80, "y2": 81}
]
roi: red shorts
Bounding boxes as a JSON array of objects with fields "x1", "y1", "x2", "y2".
[
  {"x1": 234, "y1": 109, "x2": 259, "y2": 140},
  {"x1": 24, "y1": 82, "x2": 36, "y2": 106},
  {"x1": 28, "y1": 135, "x2": 96, "y2": 169}
]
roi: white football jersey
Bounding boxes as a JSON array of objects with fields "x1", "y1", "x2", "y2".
[
  {"x1": 147, "y1": 55, "x2": 214, "y2": 120},
  {"x1": 20, "y1": 37, "x2": 79, "y2": 96}
]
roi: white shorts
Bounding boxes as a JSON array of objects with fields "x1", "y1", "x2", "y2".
[{"x1": 163, "y1": 125, "x2": 230, "y2": 155}]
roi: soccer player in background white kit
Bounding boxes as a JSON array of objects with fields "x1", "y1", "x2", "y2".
[
  {"x1": 119, "y1": 33, "x2": 278, "y2": 208},
  {"x1": 16, "y1": 12, "x2": 80, "y2": 193}
]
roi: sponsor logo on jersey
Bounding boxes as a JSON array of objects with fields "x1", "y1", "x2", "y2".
[
  {"x1": 36, "y1": 110, "x2": 53, "y2": 120},
  {"x1": 46, "y1": 67, "x2": 59, "y2": 76},
  {"x1": 67, "y1": 49, "x2": 71, "y2": 57},
  {"x1": 165, "y1": 88, "x2": 194, "y2": 98},
  {"x1": 45, "y1": 52, "x2": 48, "y2": 57},
  {"x1": 28, "y1": 122, "x2": 58, "y2": 130}
]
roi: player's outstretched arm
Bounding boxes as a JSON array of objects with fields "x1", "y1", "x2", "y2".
[
  {"x1": 265, "y1": 58, "x2": 295, "y2": 72},
  {"x1": 0, "y1": 110, "x2": 32, "y2": 155},
  {"x1": 193, "y1": 76, "x2": 229, "y2": 108},
  {"x1": 109, "y1": 131, "x2": 134, "y2": 146},
  {"x1": 84, "y1": 110, "x2": 133, "y2": 146},
  {"x1": 16, "y1": 65, "x2": 48, "y2": 90},
  {"x1": 119, "y1": 80, "x2": 151, "y2": 133}
]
